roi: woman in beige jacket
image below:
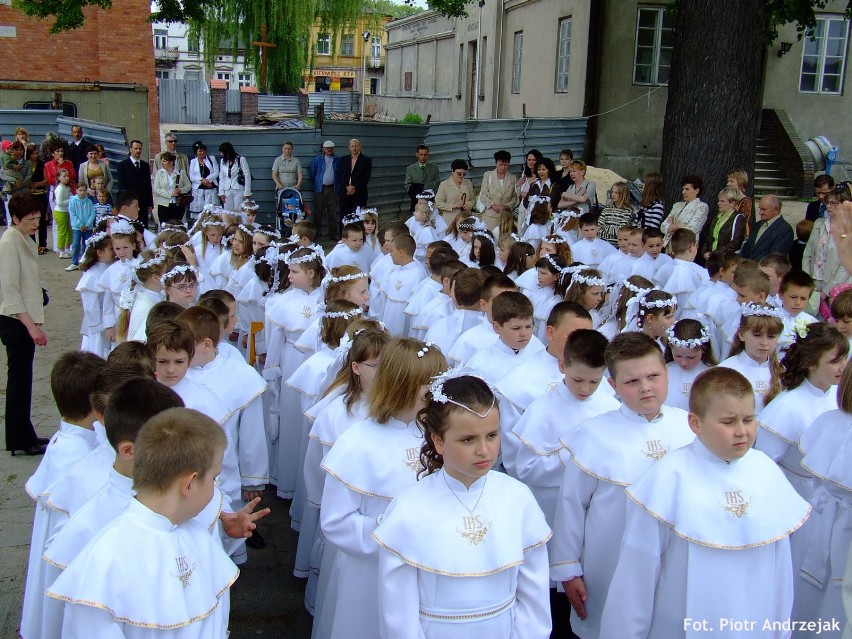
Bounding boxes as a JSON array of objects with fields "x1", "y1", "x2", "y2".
[{"x1": 0, "y1": 193, "x2": 48, "y2": 456}]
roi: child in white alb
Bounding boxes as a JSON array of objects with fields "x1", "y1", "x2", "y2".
[
  {"x1": 664, "y1": 319, "x2": 716, "y2": 412},
  {"x1": 75, "y1": 231, "x2": 115, "y2": 358},
  {"x1": 404, "y1": 244, "x2": 455, "y2": 336},
  {"x1": 630, "y1": 228, "x2": 671, "y2": 286},
  {"x1": 658, "y1": 228, "x2": 708, "y2": 313},
  {"x1": 570, "y1": 213, "x2": 617, "y2": 267},
  {"x1": 379, "y1": 234, "x2": 428, "y2": 336},
  {"x1": 408, "y1": 199, "x2": 441, "y2": 264},
  {"x1": 596, "y1": 225, "x2": 631, "y2": 283},
  {"x1": 117, "y1": 250, "x2": 167, "y2": 343},
  {"x1": 195, "y1": 214, "x2": 226, "y2": 294},
  {"x1": 374, "y1": 372, "x2": 552, "y2": 638},
  {"x1": 97, "y1": 220, "x2": 138, "y2": 345},
  {"x1": 412, "y1": 259, "x2": 464, "y2": 340},
  {"x1": 324, "y1": 221, "x2": 372, "y2": 274},
  {"x1": 527, "y1": 254, "x2": 568, "y2": 342},
  {"x1": 776, "y1": 270, "x2": 819, "y2": 354},
  {"x1": 424, "y1": 268, "x2": 487, "y2": 355}
]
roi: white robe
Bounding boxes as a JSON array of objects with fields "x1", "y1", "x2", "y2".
[
  {"x1": 412, "y1": 293, "x2": 454, "y2": 340},
  {"x1": 665, "y1": 361, "x2": 711, "y2": 412},
  {"x1": 404, "y1": 277, "x2": 442, "y2": 336},
  {"x1": 630, "y1": 251, "x2": 672, "y2": 287},
  {"x1": 792, "y1": 409, "x2": 852, "y2": 636},
  {"x1": 447, "y1": 316, "x2": 497, "y2": 365},
  {"x1": 380, "y1": 260, "x2": 428, "y2": 337},
  {"x1": 96, "y1": 258, "x2": 134, "y2": 331},
  {"x1": 195, "y1": 242, "x2": 223, "y2": 295},
  {"x1": 597, "y1": 250, "x2": 628, "y2": 284},
  {"x1": 324, "y1": 243, "x2": 373, "y2": 274},
  {"x1": 127, "y1": 287, "x2": 163, "y2": 343},
  {"x1": 660, "y1": 258, "x2": 709, "y2": 316},
  {"x1": 718, "y1": 351, "x2": 775, "y2": 413},
  {"x1": 550, "y1": 404, "x2": 694, "y2": 639},
  {"x1": 20, "y1": 422, "x2": 100, "y2": 639},
  {"x1": 46, "y1": 499, "x2": 238, "y2": 639},
  {"x1": 756, "y1": 379, "x2": 837, "y2": 500},
  {"x1": 264, "y1": 286, "x2": 323, "y2": 496},
  {"x1": 76, "y1": 261, "x2": 111, "y2": 358},
  {"x1": 424, "y1": 308, "x2": 486, "y2": 357},
  {"x1": 600, "y1": 440, "x2": 810, "y2": 639},
  {"x1": 209, "y1": 250, "x2": 234, "y2": 291},
  {"x1": 466, "y1": 337, "x2": 545, "y2": 384},
  {"x1": 317, "y1": 417, "x2": 424, "y2": 639},
  {"x1": 373, "y1": 470, "x2": 552, "y2": 639},
  {"x1": 526, "y1": 286, "x2": 561, "y2": 343},
  {"x1": 571, "y1": 238, "x2": 617, "y2": 268},
  {"x1": 369, "y1": 253, "x2": 393, "y2": 321}
]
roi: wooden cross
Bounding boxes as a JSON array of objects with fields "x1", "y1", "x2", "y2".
[{"x1": 251, "y1": 24, "x2": 277, "y2": 91}]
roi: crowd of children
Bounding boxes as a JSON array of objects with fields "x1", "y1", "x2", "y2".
[{"x1": 17, "y1": 177, "x2": 852, "y2": 639}]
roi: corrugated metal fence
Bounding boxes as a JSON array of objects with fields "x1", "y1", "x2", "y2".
[
  {"x1": 159, "y1": 79, "x2": 211, "y2": 125},
  {"x1": 0, "y1": 109, "x2": 63, "y2": 145},
  {"x1": 258, "y1": 94, "x2": 301, "y2": 113},
  {"x1": 257, "y1": 92, "x2": 362, "y2": 115},
  {"x1": 57, "y1": 116, "x2": 129, "y2": 171}
]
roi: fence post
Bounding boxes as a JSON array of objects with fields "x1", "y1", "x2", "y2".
[
  {"x1": 240, "y1": 86, "x2": 259, "y2": 125},
  {"x1": 210, "y1": 80, "x2": 228, "y2": 125}
]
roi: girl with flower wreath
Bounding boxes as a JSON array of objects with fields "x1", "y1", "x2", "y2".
[
  {"x1": 663, "y1": 318, "x2": 716, "y2": 412},
  {"x1": 115, "y1": 249, "x2": 169, "y2": 342}
]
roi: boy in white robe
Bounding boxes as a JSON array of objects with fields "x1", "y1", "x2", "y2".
[
  {"x1": 630, "y1": 228, "x2": 672, "y2": 286},
  {"x1": 550, "y1": 332, "x2": 694, "y2": 639},
  {"x1": 775, "y1": 270, "x2": 819, "y2": 354},
  {"x1": 597, "y1": 225, "x2": 631, "y2": 283},
  {"x1": 570, "y1": 213, "x2": 617, "y2": 268},
  {"x1": 425, "y1": 268, "x2": 487, "y2": 355},
  {"x1": 659, "y1": 229, "x2": 709, "y2": 314},
  {"x1": 46, "y1": 408, "x2": 241, "y2": 638},
  {"x1": 603, "y1": 227, "x2": 643, "y2": 284},
  {"x1": 324, "y1": 222, "x2": 373, "y2": 274},
  {"x1": 466, "y1": 291, "x2": 544, "y2": 383},
  {"x1": 412, "y1": 259, "x2": 465, "y2": 339},
  {"x1": 368, "y1": 222, "x2": 406, "y2": 321},
  {"x1": 20, "y1": 352, "x2": 104, "y2": 639},
  {"x1": 599, "y1": 367, "x2": 810, "y2": 639},
  {"x1": 379, "y1": 233, "x2": 427, "y2": 337},
  {"x1": 404, "y1": 244, "x2": 456, "y2": 336},
  {"x1": 181, "y1": 306, "x2": 269, "y2": 556},
  {"x1": 448, "y1": 272, "x2": 519, "y2": 364}
]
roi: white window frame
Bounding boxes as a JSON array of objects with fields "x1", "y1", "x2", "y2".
[
  {"x1": 555, "y1": 17, "x2": 572, "y2": 93},
  {"x1": 238, "y1": 72, "x2": 253, "y2": 87},
  {"x1": 340, "y1": 34, "x2": 355, "y2": 56},
  {"x1": 316, "y1": 33, "x2": 331, "y2": 56},
  {"x1": 799, "y1": 15, "x2": 850, "y2": 95},
  {"x1": 633, "y1": 6, "x2": 674, "y2": 86},
  {"x1": 154, "y1": 29, "x2": 168, "y2": 50},
  {"x1": 512, "y1": 31, "x2": 523, "y2": 94},
  {"x1": 216, "y1": 71, "x2": 232, "y2": 87},
  {"x1": 155, "y1": 70, "x2": 170, "y2": 80},
  {"x1": 371, "y1": 36, "x2": 382, "y2": 59}
]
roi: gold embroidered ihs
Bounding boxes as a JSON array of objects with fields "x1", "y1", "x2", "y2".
[
  {"x1": 301, "y1": 306, "x2": 313, "y2": 318},
  {"x1": 404, "y1": 447, "x2": 423, "y2": 474},
  {"x1": 394, "y1": 280, "x2": 403, "y2": 291},
  {"x1": 457, "y1": 515, "x2": 491, "y2": 545},
  {"x1": 642, "y1": 439, "x2": 668, "y2": 461},
  {"x1": 722, "y1": 490, "x2": 750, "y2": 518},
  {"x1": 119, "y1": 273, "x2": 127, "y2": 284},
  {"x1": 172, "y1": 556, "x2": 196, "y2": 588}
]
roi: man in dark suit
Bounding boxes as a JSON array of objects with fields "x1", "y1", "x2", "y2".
[
  {"x1": 336, "y1": 138, "x2": 372, "y2": 234},
  {"x1": 805, "y1": 174, "x2": 835, "y2": 222},
  {"x1": 66, "y1": 124, "x2": 91, "y2": 170},
  {"x1": 116, "y1": 140, "x2": 154, "y2": 228},
  {"x1": 740, "y1": 195, "x2": 794, "y2": 261}
]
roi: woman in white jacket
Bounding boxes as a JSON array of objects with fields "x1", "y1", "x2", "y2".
[
  {"x1": 188, "y1": 141, "x2": 219, "y2": 220},
  {"x1": 803, "y1": 185, "x2": 852, "y2": 299},
  {"x1": 218, "y1": 141, "x2": 251, "y2": 211}
]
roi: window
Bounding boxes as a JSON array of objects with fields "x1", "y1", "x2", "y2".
[
  {"x1": 184, "y1": 71, "x2": 201, "y2": 82},
  {"x1": 238, "y1": 73, "x2": 253, "y2": 87},
  {"x1": 154, "y1": 29, "x2": 168, "y2": 50},
  {"x1": 511, "y1": 31, "x2": 523, "y2": 94},
  {"x1": 370, "y1": 77, "x2": 379, "y2": 94},
  {"x1": 317, "y1": 33, "x2": 331, "y2": 55},
  {"x1": 404, "y1": 72, "x2": 413, "y2": 92},
  {"x1": 555, "y1": 18, "x2": 572, "y2": 93},
  {"x1": 155, "y1": 70, "x2": 170, "y2": 80},
  {"x1": 633, "y1": 6, "x2": 674, "y2": 85},
  {"x1": 800, "y1": 16, "x2": 849, "y2": 94},
  {"x1": 371, "y1": 36, "x2": 382, "y2": 59},
  {"x1": 187, "y1": 37, "x2": 199, "y2": 55},
  {"x1": 340, "y1": 34, "x2": 354, "y2": 56},
  {"x1": 216, "y1": 72, "x2": 232, "y2": 86},
  {"x1": 24, "y1": 101, "x2": 77, "y2": 118}
]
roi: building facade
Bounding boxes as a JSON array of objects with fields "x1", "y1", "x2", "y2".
[{"x1": 377, "y1": 0, "x2": 851, "y2": 181}]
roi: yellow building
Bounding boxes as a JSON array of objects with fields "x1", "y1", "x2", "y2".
[{"x1": 305, "y1": 15, "x2": 393, "y2": 95}]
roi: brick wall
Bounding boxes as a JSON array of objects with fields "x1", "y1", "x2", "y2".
[{"x1": 0, "y1": 0, "x2": 160, "y2": 154}]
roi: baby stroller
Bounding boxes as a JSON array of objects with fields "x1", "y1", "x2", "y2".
[{"x1": 276, "y1": 187, "x2": 310, "y2": 237}]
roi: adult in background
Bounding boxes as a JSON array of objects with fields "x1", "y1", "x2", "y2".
[
  {"x1": 78, "y1": 146, "x2": 113, "y2": 197},
  {"x1": 153, "y1": 151, "x2": 191, "y2": 225},
  {"x1": 188, "y1": 141, "x2": 219, "y2": 221},
  {"x1": 310, "y1": 140, "x2": 340, "y2": 240},
  {"x1": 558, "y1": 159, "x2": 597, "y2": 216},
  {"x1": 806, "y1": 174, "x2": 835, "y2": 222},
  {"x1": 660, "y1": 174, "x2": 708, "y2": 247},
  {"x1": 403, "y1": 144, "x2": 440, "y2": 213},
  {"x1": 0, "y1": 194, "x2": 48, "y2": 456},
  {"x1": 524, "y1": 157, "x2": 561, "y2": 211},
  {"x1": 155, "y1": 132, "x2": 189, "y2": 174},
  {"x1": 515, "y1": 149, "x2": 543, "y2": 207},
  {"x1": 803, "y1": 184, "x2": 851, "y2": 301},
  {"x1": 739, "y1": 194, "x2": 794, "y2": 261},
  {"x1": 435, "y1": 159, "x2": 475, "y2": 227},
  {"x1": 44, "y1": 144, "x2": 76, "y2": 193},
  {"x1": 477, "y1": 149, "x2": 518, "y2": 230},
  {"x1": 26, "y1": 145, "x2": 50, "y2": 254},
  {"x1": 66, "y1": 125, "x2": 90, "y2": 170},
  {"x1": 271, "y1": 140, "x2": 302, "y2": 195},
  {"x1": 830, "y1": 198, "x2": 852, "y2": 273},
  {"x1": 116, "y1": 139, "x2": 154, "y2": 228},
  {"x1": 218, "y1": 142, "x2": 251, "y2": 211},
  {"x1": 15, "y1": 127, "x2": 30, "y2": 148},
  {"x1": 337, "y1": 138, "x2": 372, "y2": 231},
  {"x1": 554, "y1": 148, "x2": 575, "y2": 192}
]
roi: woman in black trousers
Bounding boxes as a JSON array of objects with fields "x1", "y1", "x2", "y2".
[{"x1": 0, "y1": 193, "x2": 49, "y2": 456}]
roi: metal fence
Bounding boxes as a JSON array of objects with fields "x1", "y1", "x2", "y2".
[
  {"x1": 159, "y1": 79, "x2": 211, "y2": 124},
  {"x1": 226, "y1": 90, "x2": 241, "y2": 113},
  {"x1": 258, "y1": 94, "x2": 301, "y2": 113},
  {"x1": 257, "y1": 92, "x2": 362, "y2": 115},
  {"x1": 0, "y1": 109, "x2": 63, "y2": 144}
]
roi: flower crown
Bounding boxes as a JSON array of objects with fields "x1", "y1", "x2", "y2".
[
  {"x1": 202, "y1": 219, "x2": 227, "y2": 229},
  {"x1": 131, "y1": 251, "x2": 167, "y2": 272},
  {"x1": 740, "y1": 302, "x2": 785, "y2": 319},
  {"x1": 324, "y1": 270, "x2": 367, "y2": 286},
  {"x1": 241, "y1": 200, "x2": 260, "y2": 211},
  {"x1": 322, "y1": 307, "x2": 364, "y2": 320},
  {"x1": 571, "y1": 270, "x2": 607, "y2": 288},
  {"x1": 160, "y1": 263, "x2": 200, "y2": 286},
  {"x1": 286, "y1": 246, "x2": 324, "y2": 266},
  {"x1": 528, "y1": 195, "x2": 551, "y2": 207},
  {"x1": 162, "y1": 240, "x2": 191, "y2": 251},
  {"x1": 85, "y1": 231, "x2": 110, "y2": 248},
  {"x1": 109, "y1": 218, "x2": 136, "y2": 236},
  {"x1": 160, "y1": 222, "x2": 187, "y2": 232},
  {"x1": 665, "y1": 324, "x2": 711, "y2": 349},
  {"x1": 258, "y1": 246, "x2": 281, "y2": 266},
  {"x1": 416, "y1": 189, "x2": 435, "y2": 200},
  {"x1": 544, "y1": 234, "x2": 571, "y2": 245},
  {"x1": 472, "y1": 229, "x2": 494, "y2": 242},
  {"x1": 428, "y1": 368, "x2": 497, "y2": 418},
  {"x1": 257, "y1": 227, "x2": 282, "y2": 240},
  {"x1": 638, "y1": 291, "x2": 676, "y2": 309},
  {"x1": 623, "y1": 279, "x2": 653, "y2": 297},
  {"x1": 457, "y1": 219, "x2": 481, "y2": 232},
  {"x1": 237, "y1": 223, "x2": 256, "y2": 237}
]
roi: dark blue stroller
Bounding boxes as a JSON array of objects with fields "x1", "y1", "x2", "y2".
[{"x1": 276, "y1": 187, "x2": 310, "y2": 237}]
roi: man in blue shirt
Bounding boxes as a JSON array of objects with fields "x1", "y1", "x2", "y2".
[{"x1": 309, "y1": 140, "x2": 340, "y2": 240}]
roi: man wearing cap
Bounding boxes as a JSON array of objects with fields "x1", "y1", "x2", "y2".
[
  {"x1": 310, "y1": 140, "x2": 340, "y2": 240},
  {"x1": 154, "y1": 133, "x2": 189, "y2": 174}
]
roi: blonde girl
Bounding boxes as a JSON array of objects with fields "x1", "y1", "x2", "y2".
[
  {"x1": 597, "y1": 181, "x2": 634, "y2": 247},
  {"x1": 116, "y1": 249, "x2": 169, "y2": 342},
  {"x1": 718, "y1": 303, "x2": 784, "y2": 411},
  {"x1": 756, "y1": 322, "x2": 848, "y2": 498},
  {"x1": 76, "y1": 231, "x2": 115, "y2": 358},
  {"x1": 491, "y1": 203, "x2": 517, "y2": 238},
  {"x1": 97, "y1": 218, "x2": 139, "y2": 343},
  {"x1": 663, "y1": 318, "x2": 716, "y2": 411},
  {"x1": 210, "y1": 223, "x2": 251, "y2": 291},
  {"x1": 317, "y1": 339, "x2": 447, "y2": 639},
  {"x1": 53, "y1": 168, "x2": 73, "y2": 257},
  {"x1": 374, "y1": 372, "x2": 550, "y2": 638},
  {"x1": 496, "y1": 233, "x2": 517, "y2": 271},
  {"x1": 444, "y1": 212, "x2": 472, "y2": 255},
  {"x1": 363, "y1": 209, "x2": 379, "y2": 251},
  {"x1": 196, "y1": 214, "x2": 226, "y2": 293},
  {"x1": 564, "y1": 268, "x2": 607, "y2": 325}
]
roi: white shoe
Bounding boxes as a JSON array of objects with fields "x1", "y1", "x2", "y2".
[
  {"x1": 65, "y1": 263, "x2": 79, "y2": 271},
  {"x1": 59, "y1": 251, "x2": 71, "y2": 259}
]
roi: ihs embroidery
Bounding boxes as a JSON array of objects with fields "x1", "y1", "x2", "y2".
[
  {"x1": 722, "y1": 489, "x2": 750, "y2": 518},
  {"x1": 546, "y1": 382, "x2": 560, "y2": 393},
  {"x1": 457, "y1": 514, "x2": 491, "y2": 546},
  {"x1": 119, "y1": 274, "x2": 127, "y2": 284},
  {"x1": 394, "y1": 280, "x2": 403, "y2": 291},
  {"x1": 591, "y1": 249, "x2": 600, "y2": 257},
  {"x1": 642, "y1": 439, "x2": 669, "y2": 462},
  {"x1": 301, "y1": 306, "x2": 313, "y2": 318},
  {"x1": 404, "y1": 447, "x2": 423, "y2": 474},
  {"x1": 171, "y1": 556, "x2": 196, "y2": 588},
  {"x1": 754, "y1": 380, "x2": 768, "y2": 393},
  {"x1": 681, "y1": 382, "x2": 692, "y2": 397}
]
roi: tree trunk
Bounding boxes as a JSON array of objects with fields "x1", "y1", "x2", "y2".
[{"x1": 660, "y1": 0, "x2": 767, "y2": 222}]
